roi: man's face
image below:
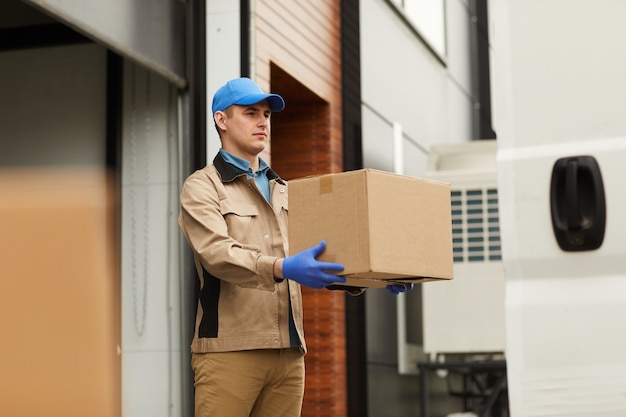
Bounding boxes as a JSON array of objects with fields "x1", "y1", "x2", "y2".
[{"x1": 216, "y1": 100, "x2": 272, "y2": 160}]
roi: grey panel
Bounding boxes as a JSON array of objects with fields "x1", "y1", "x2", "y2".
[
  {"x1": 23, "y1": 0, "x2": 186, "y2": 88},
  {"x1": 365, "y1": 290, "x2": 398, "y2": 364},
  {"x1": 0, "y1": 44, "x2": 107, "y2": 166}
]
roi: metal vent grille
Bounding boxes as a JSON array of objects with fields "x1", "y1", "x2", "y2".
[{"x1": 451, "y1": 187, "x2": 501, "y2": 263}]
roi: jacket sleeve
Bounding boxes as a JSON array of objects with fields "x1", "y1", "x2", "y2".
[{"x1": 178, "y1": 174, "x2": 277, "y2": 291}]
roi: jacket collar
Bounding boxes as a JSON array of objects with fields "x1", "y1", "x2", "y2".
[{"x1": 213, "y1": 152, "x2": 285, "y2": 185}]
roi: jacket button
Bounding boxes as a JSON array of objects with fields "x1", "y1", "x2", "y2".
[
  {"x1": 264, "y1": 234, "x2": 270, "y2": 239},
  {"x1": 279, "y1": 188, "x2": 285, "y2": 193}
]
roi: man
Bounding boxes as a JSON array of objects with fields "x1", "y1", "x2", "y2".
[{"x1": 178, "y1": 77, "x2": 412, "y2": 417}]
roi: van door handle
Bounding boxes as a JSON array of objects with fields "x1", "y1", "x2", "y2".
[
  {"x1": 550, "y1": 155, "x2": 606, "y2": 251},
  {"x1": 565, "y1": 159, "x2": 581, "y2": 230}
]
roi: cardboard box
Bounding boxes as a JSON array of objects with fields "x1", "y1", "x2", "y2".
[{"x1": 288, "y1": 169, "x2": 454, "y2": 288}]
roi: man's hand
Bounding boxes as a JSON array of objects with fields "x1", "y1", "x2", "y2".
[
  {"x1": 282, "y1": 241, "x2": 346, "y2": 289},
  {"x1": 386, "y1": 283, "x2": 414, "y2": 295}
]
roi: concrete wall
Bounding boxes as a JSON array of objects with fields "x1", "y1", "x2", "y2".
[
  {"x1": 361, "y1": 0, "x2": 474, "y2": 177},
  {"x1": 206, "y1": 0, "x2": 241, "y2": 160},
  {"x1": 360, "y1": 0, "x2": 477, "y2": 416}
]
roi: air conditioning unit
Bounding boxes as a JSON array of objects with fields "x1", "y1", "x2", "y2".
[{"x1": 423, "y1": 140, "x2": 506, "y2": 357}]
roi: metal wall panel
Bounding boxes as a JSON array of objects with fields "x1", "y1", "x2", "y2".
[{"x1": 23, "y1": 0, "x2": 186, "y2": 87}]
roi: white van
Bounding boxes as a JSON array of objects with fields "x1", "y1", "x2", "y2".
[{"x1": 491, "y1": 1, "x2": 626, "y2": 415}]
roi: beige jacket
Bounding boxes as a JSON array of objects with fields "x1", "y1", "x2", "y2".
[{"x1": 178, "y1": 154, "x2": 306, "y2": 354}]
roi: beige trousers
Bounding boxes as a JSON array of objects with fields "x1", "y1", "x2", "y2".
[{"x1": 191, "y1": 348, "x2": 305, "y2": 417}]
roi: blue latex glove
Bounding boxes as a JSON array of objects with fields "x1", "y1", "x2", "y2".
[
  {"x1": 283, "y1": 241, "x2": 346, "y2": 289},
  {"x1": 386, "y1": 283, "x2": 414, "y2": 295}
]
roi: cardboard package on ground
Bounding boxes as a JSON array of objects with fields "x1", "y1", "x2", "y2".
[{"x1": 288, "y1": 169, "x2": 454, "y2": 288}]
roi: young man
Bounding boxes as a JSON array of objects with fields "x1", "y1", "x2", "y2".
[{"x1": 178, "y1": 77, "x2": 412, "y2": 417}]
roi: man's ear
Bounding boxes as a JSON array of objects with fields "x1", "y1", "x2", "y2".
[{"x1": 214, "y1": 111, "x2": 227, "y2": 131}]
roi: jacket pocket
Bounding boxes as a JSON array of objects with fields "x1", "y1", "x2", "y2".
[{"x1": 219, "y1": 200, "x2": 259, "y2": 242}]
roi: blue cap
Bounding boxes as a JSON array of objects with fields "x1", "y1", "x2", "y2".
[{"x1": 211, "y1": 77, "x2": 285, "y2": 114}]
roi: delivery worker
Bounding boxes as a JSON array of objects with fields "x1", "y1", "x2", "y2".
[{"x1": 178, "y1": 77, "x2": 413, "y2": 417}]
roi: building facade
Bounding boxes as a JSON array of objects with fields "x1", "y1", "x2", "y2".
[{"x1": 0, "y1": 1, "x2": 485, "y2": 416}]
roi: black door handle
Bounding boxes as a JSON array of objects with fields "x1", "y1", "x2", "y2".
[{"x1": 550, "y1": 155, "x2": 606, "y2": 251}]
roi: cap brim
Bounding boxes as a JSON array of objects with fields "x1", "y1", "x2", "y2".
[{"x1": 234, "y1": 93, "x2": 285, "y2": 112}]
